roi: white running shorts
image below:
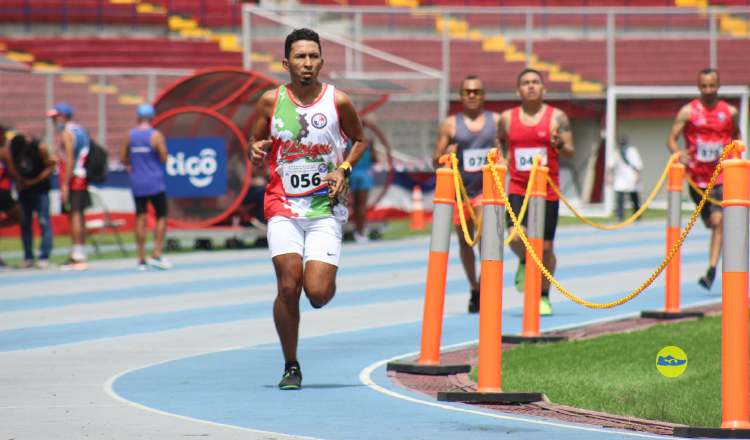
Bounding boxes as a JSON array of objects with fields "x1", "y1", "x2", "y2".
[{"x1": 267, "y1": 216, "x2": 343, "y2": 266}]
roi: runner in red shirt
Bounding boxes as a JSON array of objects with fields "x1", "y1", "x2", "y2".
[
  {"x1": 667, "y1": 68, "x2": 739, "y2": 290},
  {"x1": 498, "y1": 68, "x2": 575, "y2": 316}
]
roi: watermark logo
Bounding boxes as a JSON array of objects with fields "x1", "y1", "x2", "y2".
[
  {"x1": 165, "y1": 137, "x2": 227, "y2": 197},
  {"x1": 656, "y1": 346, "x2": 688, "y2": 378}
]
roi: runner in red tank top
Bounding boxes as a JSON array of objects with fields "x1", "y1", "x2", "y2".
[
  {"x1": 498, "y1": 68, "x2": 575, "y2": 316},
  {"x1": 667, "y1": 68, "x2": 739, "y2": 290}
]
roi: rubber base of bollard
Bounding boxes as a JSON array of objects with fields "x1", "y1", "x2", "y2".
[
  {"x1": 386, "y1": 359, "x2": 471, "y2": 375},
  {"x1": 673, "y1": 427, "x2": 750, "y2": 438},
  {"x1": 437, "y1": 391, "x2": 545, "y2": 404},
  {"x1": 501, "y1": 334, "x2": 567, "y2": 344},
  {"x1": 640, "y1": 310, "x2": 705, "y2": 320}
]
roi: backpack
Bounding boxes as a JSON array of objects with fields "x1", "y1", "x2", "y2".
[{"x1": 85, "y1": 139, "x2": 108, "y2": 183}]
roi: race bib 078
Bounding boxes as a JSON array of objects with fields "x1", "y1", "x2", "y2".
[
  {"x1": 462, "y1": 148, "x2": 492, "y2": 173},
  {"x1": 282, "y1": 161, "x2": 329, "y2": 196},
  {"x1": 514, "y1": 147, "x2": 548, "y2": 171},
  {"x1": 696, "y1": 139, "x2": 723, "y2": 163}
]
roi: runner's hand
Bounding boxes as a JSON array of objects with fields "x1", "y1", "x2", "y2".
[
  {"x1": 678, "y1": 150, "x2": 690, "y2": 166},
  {"x1": 325, "y1": 168, "x2": 347, "y2": 199},
  {"x1": 250, "y1": 139, "x2": 272, "y2": 165}
]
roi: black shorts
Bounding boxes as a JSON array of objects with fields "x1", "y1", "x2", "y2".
[
  {"x1": 70, "y1": 189, "x2": 90, "y2": 213},
  {"x1": 134, "y1": 192, "x2": 167, "y2": 218},
  {"x1": 688, "y1": 184, "x2": 723, "y2": 227},
  {"x1": 506, "y1": 193, "x2": 560, "y2": 241},
  {"x1": 0, "y1": 189, "x2": 16, "y2": 212}
]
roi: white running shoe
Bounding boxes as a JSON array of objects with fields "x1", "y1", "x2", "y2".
[
  {"x1": 147, "y1": 257, "x2": 172, "y2": 270},
  {"x1": 353, "y1": 232, "x2": 370, "y2": 244}
]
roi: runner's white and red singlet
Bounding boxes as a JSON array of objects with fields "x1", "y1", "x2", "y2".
[
  {"x1": 265, "y1": 83, "x2": 349, "y2": 222},
  {"x1": 507, "y1": 105, "x2": 559, "y2": 201},
  {"x1": 683, "y1": 99, "x2": 735, "y2": 188}
]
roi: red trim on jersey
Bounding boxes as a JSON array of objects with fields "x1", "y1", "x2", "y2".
[
  {"x1": 0, "y1": 159, "x2": 11, "y2": 190},
  {"x1": 507, "y1": 104, "x2": 559, "y2": 201},
  {"x1": 285, "y1": 83, "x2": 328, "y2": 108},
  {"x1": 683, "y1": 99, "x2": 734, "y2": 187}
]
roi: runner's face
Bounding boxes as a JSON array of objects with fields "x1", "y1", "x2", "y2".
[
  {"x1": 284, "y1": 40, "x2": 323, "y2": 86},
  {"x1": 698, "y1": 73, "x2": 719, "y2": 103},
  {"x1": 460, "y1": 79, "x2": 484, "y2": 112},
  {"x1": 517, "y1": 72, "x2": 545, "y2": 102}
]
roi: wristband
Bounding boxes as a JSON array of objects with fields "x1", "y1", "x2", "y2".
[{"x1": 339, "y1": 161, "x2": 352, "y2": 178}]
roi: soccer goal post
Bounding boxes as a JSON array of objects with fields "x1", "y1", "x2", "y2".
[{"x1": 603, "y1": 85, "x2": 749, "y2": 216}]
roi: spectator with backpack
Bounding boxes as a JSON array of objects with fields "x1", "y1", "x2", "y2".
[
  {"x1": 120, "y1": 103, "x2": 171, "y2": 270},
  {"x1": 48, "y1": 103, "x2": 91, "y2": 270},
  {"x1": 10, "y1": 133, "x2": 56, "y2": 269}
]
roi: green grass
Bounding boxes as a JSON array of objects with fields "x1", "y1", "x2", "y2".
[{"x1": 470, "y1": 316, "x2": 727, "y2": 426}]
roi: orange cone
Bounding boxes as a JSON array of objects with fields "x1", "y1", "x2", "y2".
[{"x1": 410, "y1": 185, "x2": 425, "y2": 231}]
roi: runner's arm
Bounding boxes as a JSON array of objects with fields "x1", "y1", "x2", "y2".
[
  {"x1": 119, "y1": 139, "x2": 130, "y2": 167},
  {"x1": 151, "y1": 130, "x2": 168, "y2": 163},
  {"x1": 432, "y1": 116, "x2": 454, "y2": 168},
  {"x1": 248, "y1": 90, "x2": 276, "y2": 166},
  {"x1": 62, "y1": 130, "x2": 74, "y2": 186},
  {"x1": 326, "y1": 90, "x2": 368, "y2": 198},
  {"x1": 730, "y1": 105, "x2": 741, "y2": 140},
  {"x1": 667, "y1": 105, "x2": 690, "y2": 154},
  {"x1": 496, "y1": 111, "x2": 509, "y2": 161},
  {"x1": 552, "y1": 110, "x2": 574, "y2": 157}
]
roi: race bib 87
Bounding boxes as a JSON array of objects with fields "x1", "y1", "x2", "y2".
[
  {"x1": 282, "y1": 161, "x2": 329, "y2": 197},
  {"x1": 462, "y1": 148, "x2": 492, "y2": 173},
  {"x1": 696, "y1": 140, "x2": 723, "y2": 163},
  {"x1": 514, "y1": 147, "x2": 548, "y2": 171}
]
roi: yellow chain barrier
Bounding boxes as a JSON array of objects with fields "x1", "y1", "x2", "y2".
[
  {"x1": 685, "y1": 174, "x2": 723, "y2": 206},
  {"x1": 451, "y1": 153, "x2": 482, "y2": 247},
  {"x1": 546, "y1": 154, "x2": 677, "y2": 230},
  {"x1": 487, "y1": 142, "x2": 737, "y2": 309},
  {"x1": 503, "y1": 158, "x2": 537, "y2": 245}
]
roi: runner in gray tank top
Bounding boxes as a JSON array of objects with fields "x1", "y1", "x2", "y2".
[{"x1": 433, "y1": 75, "x2": 500, "y2": 313}]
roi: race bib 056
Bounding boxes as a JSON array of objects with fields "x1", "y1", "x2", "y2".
[{"x1": 282, "y1": 161, "x2": 329, "y2": 196}]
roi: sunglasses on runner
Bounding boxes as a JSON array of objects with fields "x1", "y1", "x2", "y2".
[{"x1": 461, "y1": 88, "x2": 484, "y2": 97}]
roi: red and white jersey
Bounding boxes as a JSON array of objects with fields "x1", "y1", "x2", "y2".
[
  {"x1": 683, "y1": 99, "x2": 735, "y2": 188},
  {"x1": 507, "y1": 105, "x2": 559, "y2": 201}
]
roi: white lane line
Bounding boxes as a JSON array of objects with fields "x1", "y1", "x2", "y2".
[
  {"x1": 357, "y1": 304, "x2": 718, "y2": 440},
  {"x1": 103, "y1": 345, "x2": 324, "y2": 440}
]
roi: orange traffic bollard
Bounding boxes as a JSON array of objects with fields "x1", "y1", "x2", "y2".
[
  {"x1": 503, "y1": 161, "x2": 564, "y2": 344},
  {"x1": 675, "y1": 145, "x2": 750, "y2": 438},
  {"x1": 438, "y1": 149, "x2": 543, "y2": 404},
  {"x1": 409, "y1": 185, "x2": 425, "y2": 231},
  {"x1": 387, "y1": 155, "x2": 470, "y2": 375},
  {"x1": 642, "y1": 156, "x2": 703, "y2": 320}
]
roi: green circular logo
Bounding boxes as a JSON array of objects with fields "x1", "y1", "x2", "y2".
[{"x1": 656, "y1": 346, "x2": 688, "y2": 378}]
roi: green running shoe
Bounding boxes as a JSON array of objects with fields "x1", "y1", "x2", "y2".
[
  {"x1": 540, "y1": 297, "x2": 553, "y2": 316},
  {"x1": 278, "y1": 365, "x2": 302, "y2": 390},
  {"x1": 515, "y1": 261, "x2": 526, "y2": 293}
]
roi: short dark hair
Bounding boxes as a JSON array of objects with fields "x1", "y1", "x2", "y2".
[
  {"x1": 517, "y1": 68, "x2": 544, "y2": 86},
  {"x1": 285, "y1": 28, "x2": 322, "y2": 59},
  {"x1": 699, "y1": 67, "x2": 719, "y2": 81}
]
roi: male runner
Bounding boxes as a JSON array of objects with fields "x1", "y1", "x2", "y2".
[
  {"x1": 48, "y1": 103, "x2": 91, "y2": 270},
  {"x1": 120, "y1": 103, "x2": 171, "y2": 271},
  {"x1": 498, "y1": 68, "x2": 575, "y2": 316},
  {"x1": 667, "y1": 68, "x2": 739, "y2": 290},
  {"x1": 433, "y1": 75, "x2": 500, "y2": 313},
  {"x1": 249, "y1": 28, "x2": 368, "y2": 390}
]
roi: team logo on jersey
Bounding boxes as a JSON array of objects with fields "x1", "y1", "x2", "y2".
[
  {"x1": 273, "y1": 137, "x2": 333, "y2": 163},
  {"x1": 718, "y1": 112, "x2": 726, "y2": 122},
  {"x1": 311, "y1": 113, "x2": 328, "y2": 129},
  {"x1": 538, "y1": 131, "x2": 547, "y2": 138}
]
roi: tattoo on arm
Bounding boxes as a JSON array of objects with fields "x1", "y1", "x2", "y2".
[{"x1": 556, "y1": 112, "x2": 571, "y2": 133}]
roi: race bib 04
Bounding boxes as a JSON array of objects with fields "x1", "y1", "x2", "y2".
[
  {"x1": 462, "y1": 148, "x2": 492, "y2": 173},
  {"x1": 282, "y1": 161, "x2": 329, "y2": 196},
  {"x1": 515, "y1": 147, "x2": 548, "y2": 171},
  {"x1": 696, "y1": 140, "x2": 723, "y2": 163}
]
